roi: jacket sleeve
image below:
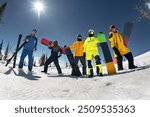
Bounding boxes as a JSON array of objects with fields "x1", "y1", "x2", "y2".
[
  {"x1": 70, "y1": 43, "x2": 75, "y2": 50},
  {"x1": 109, "y1": 32, "x2": 116, "y2": 48},
  {"x1": 83, "y1": 39, "x2": 87, "y2": 52},
  {"x1": 34, "y1": 37, "x2": 38, "y2": 49}
]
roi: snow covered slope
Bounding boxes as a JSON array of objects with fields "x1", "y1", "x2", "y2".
[{"x1": 0, "y1": 51, "x2": 150, "y2": 100}]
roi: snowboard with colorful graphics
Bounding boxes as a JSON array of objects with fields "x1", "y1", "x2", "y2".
[
  {"x1": 41, "y1": 38, "x2": 65, "y2": 53},
  {"x1": 97, "y1": 32, "x2": 116, "y2": 75}
]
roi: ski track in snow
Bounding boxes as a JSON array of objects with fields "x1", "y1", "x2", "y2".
[{"x1": 0, "y1": 51, "x2": 150, "y2": 100}]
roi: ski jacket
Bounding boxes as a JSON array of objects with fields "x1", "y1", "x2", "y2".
[
  {"x1": 83, "y1": 37, "x2": 100, "y2": 60},
  {"x1": 70, "y1": 41, "x2": 84, "y2": 57},
  {"x1": 24, "y1": 34, "x2": 38, "y2": 51},
  {"x1": 49, "y1": 45, "x2": 62, "y2": 58},
  {"x1": 109, "y1": 31, "x2": 130, "y2": 56}
]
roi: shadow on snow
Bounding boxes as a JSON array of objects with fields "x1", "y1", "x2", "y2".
[{"x1": 4, "y1": 67, "x2": 41, "y2": 80}]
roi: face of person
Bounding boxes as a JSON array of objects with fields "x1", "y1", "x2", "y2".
[
  {"x1": 50, "y1": 43, "x2": 55, "y2": 47},
  {"x1": 31, "y1": 31, "x2": 36, "y2": 35},
  {"x1": 111, "y1": 28, "x2": 117, "y2": 32}
]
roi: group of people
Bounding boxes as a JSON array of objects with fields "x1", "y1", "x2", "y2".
[{"x1": 18, "y1": 25, "x2": 137, "y2": 77}]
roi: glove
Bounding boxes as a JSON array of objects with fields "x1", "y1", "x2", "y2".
[
  {"x1": 83, "y1": 52, "x2": 86, "y2": 58},
  {"x1": 64, "y1": 45, "x2": 67, "y2": 48},
  {"x1": 33, "y1": 48, "x2": 37, "y2": 51},
  {"x1": 48, "y1": 41, "x2": 52, "y2": 47}
]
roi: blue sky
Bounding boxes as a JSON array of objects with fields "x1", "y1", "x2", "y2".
[{"x1": 0, "y1": 0, "x2": 150, "y2": 61}]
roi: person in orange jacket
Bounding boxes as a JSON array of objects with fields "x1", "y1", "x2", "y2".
[
  {"x1": 109, "y1": 25, "x2": 137, "y2": 70},
  {"x1": 70, "y1": 35, "x2": 86, "y2": 75}
]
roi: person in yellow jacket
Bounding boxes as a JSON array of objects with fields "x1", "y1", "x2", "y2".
[
  {"x1": 109, "y1": 25, "x2": 137, "y2": 70},
  {"x1": 70, "y1": 35, "x2": 86, "y2": 75},
  {"x1": 83, "y1": 29, "x2": 103, "y2": 77}
]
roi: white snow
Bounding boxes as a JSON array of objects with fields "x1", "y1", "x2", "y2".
[{"x1": 0, "y1": 51, "x2": 150, "y2": 100}]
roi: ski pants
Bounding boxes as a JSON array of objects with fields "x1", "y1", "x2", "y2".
[
  {"x1": 74, "y1": 56, "x2": 86, "y2": 75},
  {"x1": 117, "y1": 52, "x2": 135, "y2": 69},
  {"x1": 87, "y1": 55, "x2": 102, "y2": 75},
  {"x1": 44, "y1": 56, "x2": 62, "y2": 74},
  {"x1": 19, "y1": 49, "x2": 33, "y2": 70}
]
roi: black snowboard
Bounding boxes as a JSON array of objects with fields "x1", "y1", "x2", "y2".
[{"x1": 64, "y1": 47, "x2": 81, "y2": 77}]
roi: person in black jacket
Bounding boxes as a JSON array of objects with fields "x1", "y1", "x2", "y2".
[{"x1": 41, "y1": 41, "x2": 62, "y2": 74}]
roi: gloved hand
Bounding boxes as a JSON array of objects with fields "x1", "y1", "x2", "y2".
[
  {"x1": 33, "y1": 48, "x2": 37, "y2": 51},
  {"x1": 83, "y1": 52, "x2": 86, "y2": 58},
  {"x1": 64, "y1": 45, "x2": 67, "y2": 48}
]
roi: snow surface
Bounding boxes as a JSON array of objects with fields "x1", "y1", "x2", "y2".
[{"x1": 0, "y1": 51, "x2": 150, "y2": 100}]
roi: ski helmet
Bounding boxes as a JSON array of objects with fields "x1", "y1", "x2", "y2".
[
  {"x1": 77, "y1": 34, "x2": 82, "y2": 41},
  {"x1": 109, "y1": 25, "x2": 116, "y2": 31},
  {"x1": 88, "y1": 29, "x2": 94, "y2": 37}
]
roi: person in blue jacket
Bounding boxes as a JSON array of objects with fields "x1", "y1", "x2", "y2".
[{"x1": 18, "y1": 29, "x2": 38, "y2": 71}]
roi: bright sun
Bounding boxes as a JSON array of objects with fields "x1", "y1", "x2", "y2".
[{"x1": 33, "y1": 1, "x2": 45, "y2": 19}]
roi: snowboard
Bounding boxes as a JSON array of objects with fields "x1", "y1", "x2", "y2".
[
  {"x1": 41, "y1": 38, "x2": 65, "y2": 54},
  {"x1": 117, "y1": 65, "x2": 149, "y2": 75},
  {"x1": 13, "y1": 34, "x2": 22, "y2": 68},
  {"x1": 64, "y1": 47, "x2": 82, "y2": 77},
  {"x1": 97, "y1": 32, "x2": 116, "y2": 75},
  {"x1": 122, "y1": 22, "x2": 134, "y2": 46}
]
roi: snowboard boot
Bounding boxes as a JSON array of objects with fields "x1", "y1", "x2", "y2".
[
  {"x1": 41, "y1": 71, "x2": 47, "y2": 73},
  {"x1": 117, "y1": 63, "x2": 123, "y2": 71},
  {"x1": 88, "y1": 68, "x2": 94, "y2": 78},
  {"x1": 28, "y1": 68, "x2": 32, "y2": 72},
  {"x1": 82, "y1": 68, "x2": 87, "y2": 75},
  {"x1": 129, "y1": 65, "x2": 138, "y2": 69},
  {"x1": 71, "y1": 66, "x2": 82, "y2": 77},
  {"x1": 118, "y1": 67, "x2": 123, "y2": 71},
  {"x1": 96, "y1": 64, "x2": 103, "y2": 77},
  {"x1": 58, "y1": 73, "x2": 63, "y2": 76}
]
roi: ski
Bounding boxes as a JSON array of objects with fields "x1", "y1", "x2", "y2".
[
  {"x1": 13, "y1": 34, "x2": 22, "y2": 68},
  {"x1": 5, "y1": 41, "x2": 27, "y2": 67},
  {"x1": 97, "y1": 32, "x2": 116, "y2": 75}
]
